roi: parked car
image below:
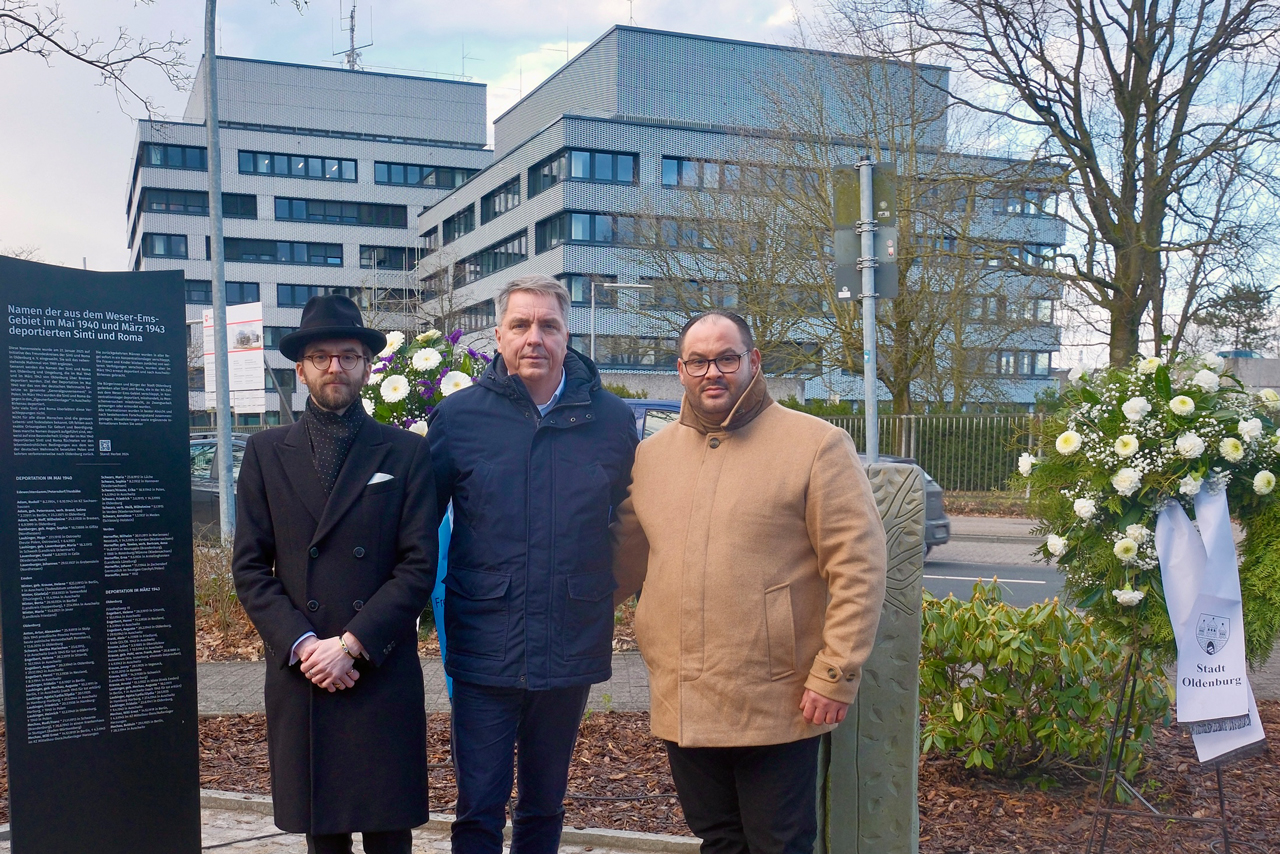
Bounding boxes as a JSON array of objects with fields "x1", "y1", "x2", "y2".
[
  {"x1": 191, "y1": 432, "x2": 248, "y2": 535},
  {"x1": 622, "y1": 399, "x2": 951, "y2": 551}
]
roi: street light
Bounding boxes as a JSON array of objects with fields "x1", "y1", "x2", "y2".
[{"x1": 589, "y1": 280, "x2": 653, "y2": 362}]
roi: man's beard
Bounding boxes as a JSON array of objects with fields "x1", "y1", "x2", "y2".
[{"x1": 310, "y1": 377, "x2": 359, "y2": 412}]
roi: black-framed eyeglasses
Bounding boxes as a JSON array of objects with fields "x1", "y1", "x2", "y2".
[
  {"x1": 680, "y1": 350, "x2": 750, "y2": 377},
  {"x1": 304, "y1": 352, "x2": 367, "y2": 371}
]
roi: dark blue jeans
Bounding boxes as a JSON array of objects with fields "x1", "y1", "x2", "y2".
[{"x1": 449, "y1": 679, "x2": 591, "y2": 854}]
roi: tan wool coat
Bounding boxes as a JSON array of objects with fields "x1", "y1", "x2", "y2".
[{"x1": 612, "y1": 383, "x2": 888, "y2": 747}]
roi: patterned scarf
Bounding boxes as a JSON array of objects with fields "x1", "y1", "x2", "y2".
[{"x1": 303, "y1": 396, "x2": 367, "y2": 495}]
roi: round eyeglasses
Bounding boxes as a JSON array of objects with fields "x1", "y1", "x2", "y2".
[
  {"x1": 304, "y1": 352, "x2": 367, "y2": 371},
  {"x1": 680, "y1": 351, "x2": 750, "y2": 377}
]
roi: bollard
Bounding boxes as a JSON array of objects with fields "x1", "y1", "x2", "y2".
[{"x1": 816, "y1": 463, "x2": 923, "y2": 854}]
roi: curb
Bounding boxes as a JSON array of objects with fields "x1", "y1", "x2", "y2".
[
  {"x1": 948, "y1": 534, "x2": 1042, "y2": 545},
  {"x1": 199, "y1": 789, "x2": 701, "y2": 853}
]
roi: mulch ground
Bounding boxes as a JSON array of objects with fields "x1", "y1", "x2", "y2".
[{"x1": 0, "y1": 705, "x2": 1276, "y2": 848}]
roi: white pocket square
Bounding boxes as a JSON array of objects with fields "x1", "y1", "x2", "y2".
[{"x1": 367, "y1": 472, "x2": 395, "y2": 485}]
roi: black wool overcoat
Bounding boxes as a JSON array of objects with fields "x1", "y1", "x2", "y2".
[{"x1": 232, "y1": 416, "x2": 438, "y2": 835}]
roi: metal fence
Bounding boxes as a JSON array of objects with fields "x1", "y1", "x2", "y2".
[{"x1": 822, "y1": 413, "x2": 1041, "y2": 493}]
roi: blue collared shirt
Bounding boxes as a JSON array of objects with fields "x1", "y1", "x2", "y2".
[{"x1": 536, "y1": 369, "x2": 567, "y2": 417}]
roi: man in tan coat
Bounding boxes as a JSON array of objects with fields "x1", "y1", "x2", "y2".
[{"x1": 612, "y1": 311, "x2": 887, "y2": 854}]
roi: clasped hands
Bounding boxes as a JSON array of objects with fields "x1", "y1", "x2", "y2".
[{"x1": 297, "y1": 632, "x2": 365, "y2": 692}]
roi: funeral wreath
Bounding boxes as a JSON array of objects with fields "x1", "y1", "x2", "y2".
[{"x1": 360, "y1": 328, "x2": 489, "y2": 433}]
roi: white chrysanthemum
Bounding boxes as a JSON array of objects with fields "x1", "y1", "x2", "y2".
[
  {"x1": 378, "y1": 330, "x2": 406, "y2": 358},
  {"x1": 1259, "y1": 388, "x2": 1280, "y2": 411},
  {"x1": 1220, "y1": 437, "x2": 1244, "y2": 462},
  {"x1": 1018, "y1": 452, "x2": 1036, "y2": 476},
  {"x1": 1137, "y1": 356, "x2": 1162, "y2": 375},
  {"x1": 1179, "y1": 473, "x2": 1203, "y2": 496},
  {"x1": 380, "y1": 374, "x2": 410, "y2": 403},
  {"x1": 1074, "y1": 498, "x2": 1097, "y2": 520},
  {"x1": 416, "y1": 329, "x2": 443, "y2": 344},
  {"x1": 362, "y1": 397, "x2": 375, "y2": 415},
  {"x1": 1170, "y1": 395, "x2": 1196, "y2": 416},
  {"x1": 1045, "y1": 534, "x2": 1067, "y2": 557},
  {"x1": 1068, "y1": 365, "x2": 1085, "y2": 383},
  {"x1": 1192, "y1": 369, "x2": 1220, "y2": 393},
  {"x1": 1114, "y1": 435, "x2": 1140, "y2": 458},
  {"x1": 1175, "y1": 432, "x2": 1205, "y2": 459},
  {"x1": 1113, "y1": 585, "x2": 1145, "y2": 606},
  {"x1": 1111, "y1": 467, "x2": 1142, "y2": 497},
  {"x1": 1238, "y1": 418, "x2": 1263, "y2": 443},
  {"x1": 440, "y1": 370, "x2": 473, "y2": 396},
  {"x1": 412, "y1": 347, "x2": 443, "y2": 372},
  {"x1": 1125, "y1": 524, "x2": 1150, "y2": 544},
  {"x1": 1255, "y1": 470, "x2": 1276, "y2": 495},
  {"x1": 407, "y1": 421, "x2": 428, "y2": 437},
  {"x1": 1121, "y1": 397, "x2": 1151, "y2": 422},
  {"x1": 1203, "y1": 353, "x2": 1226, "y2": 371},
  {"x1": 1056, "y1": 430, "x2": 1083, "y2": 455},
  {"x1": 1113, "y1": 538, "x2": 1139, "y2": 563}
]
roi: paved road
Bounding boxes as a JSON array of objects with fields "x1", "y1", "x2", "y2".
[{"x1": 925, "y1": 533, "x2": 1063, "y2": 607}]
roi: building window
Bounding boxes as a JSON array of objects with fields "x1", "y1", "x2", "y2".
[
  {"x1": 273, "y1": 197, "x2": 408, "y2": 228},
  {"x1": 222, "y1": 193, "x2": 258, "y2": 219},
  {"x1": 142, "y1": 233, "x2": 188, "y2": 258},
  {"x1": 239, "y1": 151, "x2": 356, "y2": 181},
  {"x1": 263, "y1": 326, "x2": 299, "y2": 350},
  {"x1": 536, "y1": 211, "x2": 632, "y2": 253},
  {"x1": 1018, "y1": 351, "x2": 1054, "y2": 376},
  {"x1": 359, "y1": 245, "x2": 420, "y2": 270},
  {"x1": 967, "y1": 294, "x2": 1006, "y2": 323},
  {"x1": 568, "y1": 335, "x2": 677, "y2": 368},
  {"x1": 373, "y1": 161, "x2": 477, "y2": 188},
  {"x1": 993, "y1": 188, "x2": 1058, "y2": 216},
  {"x1": 462, "y1": 231, "x2": 528, "y2": 283},
  {"x1": 449, "y1": 300, "x2": 496, "y2": 333},
  {"x1": 141, "y1": 189, "x2": 256, "y2": 218},
  {"x1": 141, "y1": 143, "x2": 207, "y2": 171},
  {"x1": 480, "y1": 176, "x2": 521, "y2": 224},
  {"x1": 559, "y1": 274, "x2": 617, "y2": 306},
  {"x1": 422, "y1": 227, "x2": 439, "y2": 256},
  {"x1": 442, "y1": 206, "x2": 476, "y2": 245},
  {"x1": 529, "y1": 149, "x2": 637, "y2": 197},
  {"x1": 1024, "y1": 298, "x2": 1055, "y2": 324},
  {"x1": 223, "y1": 238, "x2": 343, "y2": 266},
  {"x1": 184, "y1": 280, "x2": 259, "y2": 305},
  {"x1": 1009, "y1": 244, "x2": 1057, "y2": 269},
  {"x1": 277, "y1": 284, "x2": 362, "y2": 307}
]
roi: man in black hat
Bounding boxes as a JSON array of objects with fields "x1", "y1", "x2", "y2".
[{"x1": 232, "y1": 294, "x2": 438, "y2": 854}]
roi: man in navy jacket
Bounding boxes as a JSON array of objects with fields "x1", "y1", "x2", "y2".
[{"x1": 427, "y1": 274, "x2": 637, "y2": 854}]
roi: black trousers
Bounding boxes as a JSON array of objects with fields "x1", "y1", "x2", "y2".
[
  {"x1": 306, "y1": 829, "x2": 413, "y2": 854},
  {"x1": 664, "y1": 736, "x2": 820, "y2": 854}
]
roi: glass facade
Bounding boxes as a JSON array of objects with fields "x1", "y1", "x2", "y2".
[
  {"x1": 223, "y1": 238, "x2": 343, "y2": 266},
  {"x1": 238, "y1": 151, "x2": 356, "y2": 181},
  {"x1": 184, "y1": 280, "x2": 260, "y2": 305},
  {"x1": 359, "y1": 245, "x2": 419, "y2": 270},
  {"x1": 480, "y1": 176, "x2": 521, "y2": 224},
  {"x1": 141, "y1": 233, "x2": 188, "y2": 258},
  {"x1": 374, "y1": 161, "x2": 477, "y2": 188},
  {"x1": 442, "y1": 206, "x2": 476, "y2": 244},
  {"x1": 528, "y1": 149, "x2": 637, "y2": 197},
  {"x1": 273, "y1": 197, "x2": 408, "y2": 228},
  {"x1": 141, "y1": 143, "x2": 207, "y2": 171}
]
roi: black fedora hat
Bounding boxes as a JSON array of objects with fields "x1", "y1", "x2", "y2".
[{"x1": 279, "y1": 294, "x2": 387, "y2": 362}]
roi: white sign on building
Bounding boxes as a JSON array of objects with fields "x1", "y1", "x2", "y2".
[{"x1": 203, "y1": 303, "x2": 266, "y2": 413}]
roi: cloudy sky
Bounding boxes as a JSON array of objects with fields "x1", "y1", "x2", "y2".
[{"x1": 0, "y1": 0, "x2": 819, "y2": 271}]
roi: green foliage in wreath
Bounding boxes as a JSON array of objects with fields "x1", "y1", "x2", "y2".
[{"x1": 1017, "y1": 354, "x2": 1280, "y2": 666}]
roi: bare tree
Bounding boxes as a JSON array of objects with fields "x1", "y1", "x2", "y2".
[
  {"x1": 828, "y1": 0, "x2": 1280, "y2": 366},
  {"x1": 0, "y1": 243, "x2": 42, "y2": 261}
]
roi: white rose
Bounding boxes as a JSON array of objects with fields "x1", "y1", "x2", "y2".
[
  {"x1": 1259, "y1": 388, "x2": 1280, "y2": 411},
  {"x1": 1068, "y1": 365, "x2": 1085, "y2": 383},
  {"x1": 1220, "y1": 437, "x2": 1244, "y2": 462},
  {"x1": 407, "y1": 420, "x2": 428, "y2": 437},
  {"x1": 1045, "y1": 534, "x2": 1067, "y2": 556},
  {"x1": 1125, "y1": 524, "x2": 1150, "y2": 544},
  {"x1": 378, "y1": 330, "x2": 406, "y2": 358},
  {"x1": 1238, "y1": 418, "x2": 1263, "y2": 443},
  {"x1": 1112, "y1": 586, "x2": 1145, "y2": 606},
  {"x1": 1111, "y1": 467, "x2": 1142, "y2": 497},
  {"x1": 412, "y1": 347, "x2": 443, "y2": 371},
  {"x1": 362, "y1": 397, "x2": 375, "y2": 416},
  {"x1": 440, "y1": 370, "x2": 473, "y2": 396},
  {"x1": 1192, "y1": 369, "x2": 1220, "y2": 393},
  {"x1": 1113, "y1": 538, "x2": 1139, "y2": 563},
  {"x1": 1121, "y1": 397, "x2": 1151, "y2": 422},
  {"x1": 1018, "y1": 453, "x2": 1036, "y2": 476},
  {"x1": 380, "y1": 374, "x2": 410, "y2": 403},
  {"x1": 1137, "y1": 356, "x2": 1162, "y2": 375},
  {"x1": 1169, "y1": 395, "x2": 1196, "y2": 416},
  {"x1": 1179, "y1": 473, "x2": 1203, "y2": 496},
  {"x1": 1255, "y1": 470, "x2": 1276, "y2": 495},
  {"x1": 1114, "y1": 435, "x2": 1140, "y2": 458},
  {"x1": 1074, "y1": 498, "x2": 1097, "y2": 520},
  {"x1": 1175, "y1": 432, "x2": 1205, "y2": 459},
  {"x1": 1056, "y1": 430, "x2": 1083, "y2": 455},
  {"x1": 1202, "y1": 353, "x2": 1226, "y2": 371}
]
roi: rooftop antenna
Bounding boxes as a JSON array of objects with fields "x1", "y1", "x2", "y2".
[
  {"x1": 544, "y1": 27, "x2": 570, "y2": 66},
  {"x1": 628, "y1": 0, "x2": 636, "y2": 25},
  {"x1": 333, "y1": 0, "x2": 373, "y2": 70},
  {"x1": 461, "y1": 38, "x2": 482, "y2": 79}
]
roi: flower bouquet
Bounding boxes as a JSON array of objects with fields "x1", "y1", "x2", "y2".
[
  {"x1": 1020, "y1": 354, "x2": 1280, "y2": 664},
  {"x1": 360, "y1": 328, "x2": 490, "y2": 434}
]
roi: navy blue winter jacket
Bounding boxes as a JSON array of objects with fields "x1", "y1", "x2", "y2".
[{"x1": 426, "y1": 348, "x2": 638, "y2": 689}]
